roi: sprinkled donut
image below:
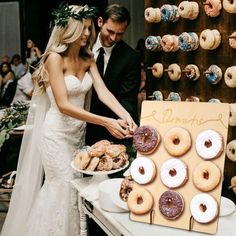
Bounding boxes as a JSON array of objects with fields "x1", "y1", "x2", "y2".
[
  {"x1": 159, "y1": 190, "x2": 184, "y2": 220},
  {"x1": 127, "y1": 188, "x2": 154, "y2": 215},
  {"x1": 190, "y1": 193, "x2": 218, "y2": 223},
  {"x1": 184, "y1": 64, "x2": 200, "y2": 81},
  {"x1": 119, "y1": 175, "x2": 134, "y2": 201},
  {"x1": 130, "y1": 157, "x2": 157, "y2": 184},
  {"x1": 204, "y1": 0, "x2": 222, "y2": 17},
  {"x1": 145, "y1": 36, "x2": 162, "y2": 51},
  {"x1": 224, "y1": 66, "x2": 236, "y2": 88},
  {"x1": 133, "y1": 125, "x2": 160, "y2": 155},
  {"x1": 193, "y1": 161, "x2": 221, "y2": 191},
  {"x1": 164, "y1": 127, "x2": 192, "y2": 157},
  {"x1": 229, "y1": 31, "x2": 236, "y2": 49},
  {"x1": 226, "y1": 140, "x2": 236, "y2": 161},
  {"x1": 160, "y1": 158, "x2": 188, "y2": 188},
  {"x1": 204, "y1": 65, "x2": 222, "y2": 84},
  {"x1": 195, "y1": 129, "x2": 223, "y2": 160}
]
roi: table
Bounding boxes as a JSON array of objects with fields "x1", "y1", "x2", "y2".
[{"x1": 71, "y1": 177, "x2": 236, "y2": 236}]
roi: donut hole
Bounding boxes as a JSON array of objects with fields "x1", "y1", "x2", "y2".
[
  {"x1": 138, "y1": 166, "x2": 145, "y2": 175},
  {"x1": 173, "y1": 137, "x2": 180, "y2": 145},
  {"x1": 227, "y1": 73, "x2": 232, "y2": 79},
  {"x1": 180, "y1": 6, "x2": 184, "y2": 11},
  {"x1": 169, "y1": 168, "x2": 177, "y2": 177},
  {"x1": 142, "y1": 133, "x2": 149, "y2": 143},
  {"x1": 167, "y1": 197, "x2": 174, "y2": 207},
  {"x1": 203, "y1": 170, "x2": 209, "y2": 180},
  {"x1": 199, "y1": 203, "x2": 207, "y2": 212},
  {"x1": 230, "y1": 148, "x2": 235, "y2": 155},
  {"x1": 201, "y1": 35, "x2": 206, "y2": 41},
  {"x1": 204, "y1": 139, "x2": 212, "y2": 148},
  {"x1": 137, "y1": 196, "x2": 143, "y2": 205}
]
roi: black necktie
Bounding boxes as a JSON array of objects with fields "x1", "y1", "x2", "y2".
[{"x1": 96, "y1": 47, "x2": 105, "y2": 76}]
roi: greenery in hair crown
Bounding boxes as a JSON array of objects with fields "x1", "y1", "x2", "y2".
[{"x1": 52, "y1": 3, "x2": 97, "y2": 28}]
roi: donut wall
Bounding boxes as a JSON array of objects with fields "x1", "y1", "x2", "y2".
[
  {"x1": 144, "y1": 0, "x2": 236, "y2": 199},
  {"x1": 129, "y1": 101, "x2": 229, "y2": 234}
]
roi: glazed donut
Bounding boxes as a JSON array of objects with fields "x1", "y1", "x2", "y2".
[
  {"x1": 229, "y1": 31, "x2": 236, "y2": 49},
  {"x1": 204, "y1": 0, "x2": 222, "y2": 17},
  {"x1": 184, "y1": 64, "x2": 200, "y2": 81},
  {"x1": 193, "y1": 161, "x2": 221, "y2": 191},
  {"x1": 119, "y1": 176, "x2": 134, "y2": 201},
  {"x1": 159, "y1": 190, "x2": 184, "y2": 220},
  {"x1": 224, "y1": 66, "x2": 236, "y2": 88},
  {"x1": 88, "y1": 139, "x2": 111, "y2": 157},
  {"x1": 145, "y1": 36, "x2": 162, "y2": 51},
  {"x1": 204, "y1": 65, "x2": 222, "y2": 84},
  {"x1": 226, "y1": 140, "x2": 236, "y2": 161},
  {"x1": 127, "y1": 188, "x2": 154, "y2": 215},
  {"x1": 195, "y1": 129, "x2": 223, "y2": 160},
  {"x1": 223, "y1": 0, "x2": 236, "y2": 13},
  {"x1": 166, "y1": 92, "x2": 181, "y2": 101},
  {"x1": 144, "y1": 7, "x2": 161, "y2": 23},
  {"x1": 164, "y1": 127, "x2": 192, "y2": 157},
  {"x1": 152, "y1": 63, "x2": 164, "y2": 78},
  {"x1": 200, "y1": 29, "x2": 215, "y2": 50},
  {"x1": 105, "y1": 144, "x2": 126, "y2": 158},
  {"x1": 167, "y1": 63, "x2": 181, "y2": 81},
  {"x1": 229, "y1": 103, "x2": 236, "y2": 126},
  {"x1": 85, "y1": 157, "x2": 100, "y2": 171},
  {"x1": 74, "y1": 151, "x2": 91, "y2": 170},
  {"x1": 230, "y1": 176, "x2": 236, "y2": 194},
  {"x1": 130, "y1": 157, "x2": 157, "y2": 184},
  {"x1": 160, "y1": 158, "x2": 188, "y2": 188},
  {"x1": 190, "y1": 193, "x2": 218, "y2": 223},
  {"x1": 133, "y1": 125, "x2": 160, "y2": 155},
  {"x1": 96, "y1": 156, "x2": 113, "y2": 171}
]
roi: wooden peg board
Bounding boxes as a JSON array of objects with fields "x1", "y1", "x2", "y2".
[{"x1": 130, "y1": 101, "x2": 229, "y2": 234}]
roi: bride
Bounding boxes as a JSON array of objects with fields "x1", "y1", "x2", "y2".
[{"x1": 1, "y1": 4, "x2": 137, "y2": 236}]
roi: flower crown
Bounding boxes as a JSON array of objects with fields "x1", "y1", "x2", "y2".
[{"x1": 51, "y1": 3, "x2": 97, "y2": 28}]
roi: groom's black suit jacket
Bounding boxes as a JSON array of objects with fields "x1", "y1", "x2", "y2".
[{"x1": 86, "y1": 40, "x2": 141, "y2": 145}]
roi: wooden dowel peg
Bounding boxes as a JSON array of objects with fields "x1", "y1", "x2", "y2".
[
  {"x1": 228, "y1": 185, "x2": 236, "y2": 189},
  {"x1": 229, "y1": 36, "x2": 236, "y2": 39},
  {"x1": 203, "y1": 71, "x2": 211, "y2": 74},
  {"x1": 147, "y1": 67, "x2": 154, "y2": 70},
  {"x1": 182, "y1": 69, "x2": 190, "y2": 73}
]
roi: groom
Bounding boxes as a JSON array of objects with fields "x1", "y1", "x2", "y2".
[{"x1": 86, "y1": 4, "x2": 141, "y2": 145}]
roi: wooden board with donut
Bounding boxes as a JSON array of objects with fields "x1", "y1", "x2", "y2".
[{"x1": 129, "y1": 101, "x2": 229, "y2": 234}]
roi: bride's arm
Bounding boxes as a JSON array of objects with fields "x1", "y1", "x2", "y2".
[
  {"x1": 45, "y1": 53, "x2": 129, "y2": 139},
  {"x1": 89, "y1": 59, "x2": 137, "y2": 132}
]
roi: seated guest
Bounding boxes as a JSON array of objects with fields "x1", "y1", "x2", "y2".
[
  {"x1": 0, "y1": 62, "x2": 16, "y2": 107},
  {"x1": 12, "y1": 62, "x2": 33, "y2": 104},
  {"x1": 11, "y1": 54, "x2": 25, "y2": 80}
]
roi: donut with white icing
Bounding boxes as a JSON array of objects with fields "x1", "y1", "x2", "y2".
[
  {"x1": 144, "y1": 7, "x2": 161, "y2": 23},
  {"x1": 160, "y1": 158, "x2": 188, "y2": 188},
  {"x1": 224, "y1": 66, "x2": 236, "y2": 88},
  {"x1": 226, "y1": 140, "x2": 236, "y2": 161},
  {"x1": 130, "y1": 157, "x2": 157, "y2": 184},
  {"x1": 190, "y1": 193, "x2": 218, "y2": 223},
  {"x1": 200, "y1": 29, "x2": 215, "y2": 49},
  {"x1": 193, "y1": 161, "x2": 221, "y2": 191},
  {"x1": 195, "y1": 129, "x2": 223, "y2": 160}
]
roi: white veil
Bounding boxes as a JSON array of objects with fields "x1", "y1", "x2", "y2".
[{"x1": 1, "y1": 92, "x2": 50, "y2": 236}]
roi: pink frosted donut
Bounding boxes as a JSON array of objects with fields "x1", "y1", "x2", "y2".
[
  {"x1": 229, "y1": 31, "x2": 236, "y2": 49},
  {"x1": 204, "y1": 0, "x2": 222, "y2": 17},
  {"x1": 161, "y1": 35, "x2": 179, "y2": 52}
]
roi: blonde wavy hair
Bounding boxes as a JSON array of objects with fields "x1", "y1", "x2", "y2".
[{"x1": 33, "y1": 5, "x2": 96, "y2": 94}]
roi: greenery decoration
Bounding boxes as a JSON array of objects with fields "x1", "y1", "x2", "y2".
[
  {"x1": 0, "y1": 102, "x2": 29, "y2": 150},
  {"x1": 52, "y1": 2, "x2": 97, "y2": 28}
]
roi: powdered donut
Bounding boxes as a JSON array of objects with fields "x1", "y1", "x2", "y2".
[
  {"x1": 200, "y1": 29, "x2": 215, "y2": 49},
  {"x1": 119, "y1": 175, "x2": 134, "y2": 201},
  {"x1": 204, "y1": 0, "x2": 222, "y2": 17},
  {"x1": 85, "y1": 157, "x2": 100, "y2": 171},
  {"x1": 74, "y1": 151, "x2": 91, "y2": 170},
  {"x1": 223, "y1": 0, "x2": 236, "y2": 13},
  {"x1": 226, "y1": 140, "x2": 236, "y2": 161},
  {"x1": 144, "y1": 7, "x2": 161, "y2": 23},
  {"x1": 195, "y1": 129, "x2": 223, "y2": 160},
  {"x1": 96, "y1": 156, "x2": 113, "y2": 171},
  {"x1": 127, "y1": 188, "x2": 154, "y2": 215},
  {"x1": 130, "y1": 157, "x2": 157, "y2": 184},
  {"x1": 190, "y1": 193, "x2": 218, "y2": 223},
  {"x1": 184, "y1": 64, "x2": 200, "y2": 81},
  {"x1": 193, "y1": 161, "x2": 221, "y2": 191},
  {"x1": 133, "y1": 125, "x2": 160, "y2": 155},
  {"x1": 159, "y1": 190, "x2": 184, "y2": 220},
  {"x1": 152, "y1": 63, "x2": 164, "y2": 78},
  {"x1": 160, "y1": 158, "x2": 188, "y2": 188},
  {"x1": 229, "y1": 31, "x2": 236, "y2": 49},
  {"x1": 224, "y1": 66, "x2": 236, "y2": 88},
  {"x1": 229, "y1": 103, "x2": 236, "y2": 126},
  {"x1": 167, "y1": 63, "x2": 181, "y2": 81},
  {"x1": 164, "y1": 127, "x2": 192, "y2": 157}
]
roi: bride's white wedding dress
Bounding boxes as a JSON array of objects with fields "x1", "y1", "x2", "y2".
[{"x1": 1, "y1": 73, "x2": 92, "y2": 236}]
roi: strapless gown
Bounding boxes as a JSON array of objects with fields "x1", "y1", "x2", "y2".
[{"x1": 25, "y1": 73, "x2": 92, "y2": 235}]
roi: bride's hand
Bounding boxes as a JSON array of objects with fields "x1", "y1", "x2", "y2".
[
  {"x1": 121, "y1": 115, "x2": 138, "y2": 134},
  {"x1": 104, "y1": 118, "x2": 130, "y2": 139}
]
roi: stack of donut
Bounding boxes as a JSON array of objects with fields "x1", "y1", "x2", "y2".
[
  {"x1": 178, "y1": 1, "x2": 199, "y2": 20},
  {"x1": 204, "y1": 0, "x2": 222, "y2": 17},
  {"x1": 160, "y1": 4, "x2": 180, "y2": 22},
  {"x1": 204, "y1": 65, "x2": 222, "y2": 84},
  {"x1": 144, "y1": 7, "x2": 161, "y2": 23},
  {"x1": 199, "y1": 29, "x2": 221, "y2": 50},
  {"x1": 74, "y1": 140, "x2": 128, "y2": 172},
  {"x1": 145, "y1": 35, "x2": 162, "y2": 51},
  {"x1": 178, "y1": 32, "x2": 199, "y2": 51},
  {"x1": 161, "y1": 35, "x2": 179, "y2": 52}
]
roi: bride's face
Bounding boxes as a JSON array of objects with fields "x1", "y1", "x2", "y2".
[{"x1": 77, "y1": 19, "x2": 92, "y2": 47}]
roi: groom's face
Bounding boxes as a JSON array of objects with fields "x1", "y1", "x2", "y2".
[{"x1": 98, "y1": 17, "x2": 127, "y2": 47}]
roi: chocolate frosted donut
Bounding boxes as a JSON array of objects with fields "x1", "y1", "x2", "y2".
[
  {"x1": 133, "y1": 125, "x2": 160, "y2": 154},
  {"x1": 159, "y1": 190, "x2": 184, "y2": 220}
]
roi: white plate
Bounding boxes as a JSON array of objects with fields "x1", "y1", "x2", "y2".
[
  {"x1": 71, "y1": 160, "x2": 129, "y2": 176},
  {"x1": 220, "y1": 196, "x2": 236, "y2": 217},
  {"x1": 110, "y1": 178, "x2": 129, "y2": 211}
]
